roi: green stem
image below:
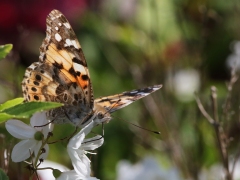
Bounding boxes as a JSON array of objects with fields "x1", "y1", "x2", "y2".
[
  {"x1": 37, "y1": 167, "x2": 55, "y2": 171},
  {"x1": 29, "y1": 133, "x2": 52, "y2": 180}
]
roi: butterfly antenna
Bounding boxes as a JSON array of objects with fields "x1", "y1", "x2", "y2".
[
  {"x1": 48, "y1": 127, "x2": 78, "y2": 144},
  {"x1": 112, "y1": 115, "x2": 160, "y2": 135},
  {"x1": 102, "y1": 123, "x2": 105, "y2": 137},
  {"x1": 81, "y1": 133, "x2": 104, "y2": 144},
  {"x1": 34, "y1": 118, "x2": 55, "y2": 128}
]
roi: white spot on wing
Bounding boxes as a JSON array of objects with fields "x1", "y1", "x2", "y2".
[
  {"x1": 55, "y1": 26, "x2": 59, "y2": 31},
  {"x1": 28, "y1": 62, "x2": 40, "y2": 69},
  {"x1": 73, "y1": 63, "x2": 87, "y2": 75},
  {"x1": 55, "y1": 33, "x2": 62, "y2": 42},
  {"x1": 130, "y1": 90, "x2": 138, "y2": 94},
  {"x1": 64, "y1": 39, "x2": 80, "y2": 49},
  {"x1": 71, "y1": 40, "x2": 79, "y2": 49},
  {"x1": 58, "y1": 22, "x2": 62, "y2": 26},
  {"x1": 65, "y1": 39, "x2": 72, "y2": 46},
  {"x1": 47, "y1": 26, "x2": 51, "y2": 32},
  {"x1": 136, "y1": 92, "x2": 148, "y2": 96},
  {"x1": 63, "y1": 22, "x2": 71, "y2": 29}
]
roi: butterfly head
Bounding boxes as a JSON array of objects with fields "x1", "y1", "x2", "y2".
[{"x1": 93, "y1": 103, "x2": 111, "y2": 125}]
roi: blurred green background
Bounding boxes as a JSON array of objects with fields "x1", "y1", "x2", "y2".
[{"x1": 1, "y1": 0, "x2": 240, "y2": 179}]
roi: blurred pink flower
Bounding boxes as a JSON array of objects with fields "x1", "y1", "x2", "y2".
[{"x1": 0, "y1": 0, "x2": 88, "y2": 31}]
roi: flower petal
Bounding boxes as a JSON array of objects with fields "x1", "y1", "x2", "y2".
[
  {"x1": 68, "y1": 120, "x2": 95, "y2": 149},
  {"x1": 30, "y1": 112, "x2": 54, "y2": 138},
  {"x1": 37, "y1": 160, "x2": 69, "y2": 179},
  {"x1": 11, "y1": 139, "x2": 37, "y2": 162},
  {"x1": 57, "y1": 170, "x2": 84, "y2": 180},
  {"x1": 30, "y1": 112, "x2": 48, "y2": 130},
  {"x1": 67, "y1": 148, "x2": 89, "y2": 177},
  {"x1": 81, "y1": 120, "x2": 95, "y2": 136},
  {"x1": 66, "y1": 120, "x2": 101, "y2": 178},
  {"x1": 80, "y1": 154, "x2": 91, "y2": 174},
  {"x1": 82, "y1": 135, "x2": 104, "y2": 151},
  {"x1": 6, "y1": 120, "x2": 36, "y2": 139},
  {"x1": 57, "y1": 170, "x2": 99, "y2": 180},
  {"x1": 68, "y1": 132, "x2": 85, "y2": 149},
  {"x1": 42, "y1": 121, "x2": 54, "y2": 138}
]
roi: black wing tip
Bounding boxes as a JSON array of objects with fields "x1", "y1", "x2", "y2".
[
  {"x1": 143, "y1": 84, "x2": 162, "y2": 93},
  {"x1": 122, "y1": 84, "x2": 162, "y2": 97}
]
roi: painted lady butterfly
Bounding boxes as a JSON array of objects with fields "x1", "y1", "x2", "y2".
[{"x1": 21, "y1": 10, "x2": 162, "y2": 127}]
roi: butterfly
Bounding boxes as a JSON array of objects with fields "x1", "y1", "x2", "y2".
[{"x1": 21, "y1": 9, "x2": 162, "y2": 127}]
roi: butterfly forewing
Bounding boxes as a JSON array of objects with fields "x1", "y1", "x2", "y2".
[
  {"x1": 41, "y1": 10, "x2": 94, "y2": 108},
  {"x1": 94, "y1": 84, "x2": 162, "y2": 113}
]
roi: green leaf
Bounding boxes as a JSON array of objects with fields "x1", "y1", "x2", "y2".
[
  {"x1": 2, "y1": 101, "x2": 63, "y2": 118},
  {"x1": 0, "y1": 168, "x2": 9, "y2": 180},
  {"x1": 0, "y1": 101, "x2": 62, "y2": 123},
  {"x1": 0, "y1": 98, "x2": 24, "y2": 111},
  {"x1": 0, "y1": 44, "x2": 12, "y2": 60},
  {"x1": 0, "y1": 113, "x2": 14, "y2": 123}
]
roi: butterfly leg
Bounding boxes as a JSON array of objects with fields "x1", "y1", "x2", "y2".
[{"x1": 47, "y1": 127, "x2": 78, "y2": 144}]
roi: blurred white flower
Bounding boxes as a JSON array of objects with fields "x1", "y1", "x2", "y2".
[
  {"x1": 5, "y1": 112, "x2": 53, "y2": 162},
  {"x1": 167, "y1": 69, "x2": 200, "y2": 102},
  {"x1": 103, "y1": 0, "x2": 136, "y2": 20},
  {"x1": 226, "y1": 41, "x2": 240, "y2": 70},
  {"x1": 199, "y1": 159, "x2": 240, "y2": 180},
  {"x1": 59, "y1": 120, "x2": 103, "y2": 180},
  {"x1": 116, "y1": 157, "x2": 181, "y2": 180}
]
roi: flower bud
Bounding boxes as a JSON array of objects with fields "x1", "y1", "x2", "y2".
[
  {"x1": 34, "y1": 131, "x2": 44, "y2": 141},
  {"x1": 52, "y1": 169, "x2": 62, "y2": 178}
]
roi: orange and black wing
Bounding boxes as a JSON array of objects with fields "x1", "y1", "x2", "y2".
[
  {"x1": 21, "y1": 10, "x2": 94, "y2": 126},
  {"x1": 95, "y1": 84, "x2": 162, "y2": 113}
]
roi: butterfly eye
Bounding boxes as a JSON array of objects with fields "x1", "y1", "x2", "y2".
[{"x1": 97, "y1": 112, "x2": 104, "y2": 119}]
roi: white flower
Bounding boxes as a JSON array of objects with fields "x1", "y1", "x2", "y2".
[
  {"x1": 166, "y1": 69, "x2": 200, "y2": 102},
  {"x1": 58, "y1": 121, "x2": 103, "y2": 180},
  {"x1": 199, "y1": 159, "x2": 240, "y2": 180},
  {"x1": 226, "y1": 40, "x2": 240, "y2": 70},
  {"x1": 37, "y1": 160, "x2": 70, "y2": 180},
  {"x1": 5, "y1": 112, "x2": 53, "y2": 162}
]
